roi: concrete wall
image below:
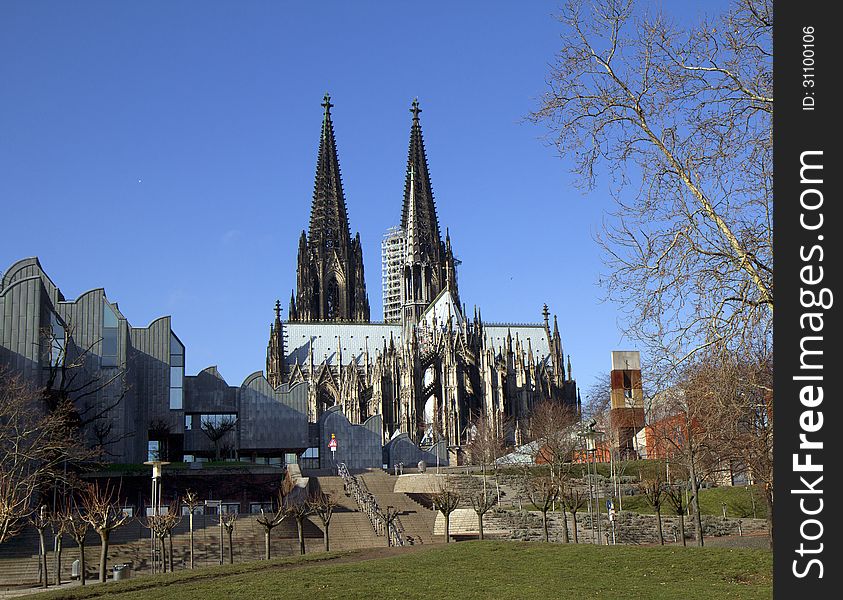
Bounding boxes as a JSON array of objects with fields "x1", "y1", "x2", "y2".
[
  {"x1": 384, "y1": 433, "x2": 448, "y2": 470},
  {"x1": 238, "y1": 373, "x2": 310, "y2": 452},
  {"x1": 317, "y1": 406, "x2": 382, "y2": 470}
]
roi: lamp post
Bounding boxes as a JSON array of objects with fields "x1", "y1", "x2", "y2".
[
  {"x1": 144, "y1": 460, "x2": 170, "y2": 573},
  {"x1": 578, "y1": 422, "x2": 605, "y2": 545}
]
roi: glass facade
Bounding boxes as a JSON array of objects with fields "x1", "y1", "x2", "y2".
[
  {"x1": 102, "y1": 300, "x2": 119, "y2": 367},
  {"x1": 49, "y1": 311, "x2": 65, "y2": 368},
  {"x1": 170, "y1": 333, "x2": 184, "y2": 409}
]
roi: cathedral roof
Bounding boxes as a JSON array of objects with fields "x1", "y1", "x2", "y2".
[
  {"x1": 484, "y1": 324, "x2": 553, "y2": 366},
  {"x1": 419, "y1": 288, "x2": 464, "y2": 329},
  {"x1": 284, "y1": 321, "x2": 401, "y2": 367}
]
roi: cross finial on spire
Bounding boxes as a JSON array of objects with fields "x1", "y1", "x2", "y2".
[
  {"x1": 322, "y1": 92, "x2": 333, "y2": 115},
  {"x1": 275, "y1": 299, "x2": 282, "y2": 320},
  {"x1": 542, "y1": 304, "x2": 550, "y2": 326},
  {"x1": 410, "y1": 98, "x2": 422, "y2": 121}
]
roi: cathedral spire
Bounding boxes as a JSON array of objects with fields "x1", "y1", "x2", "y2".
[
  {"x1": 401, "y1": 98, "x2": 441, "y2": 257},
  {"x1": 308, "y1": 92, "x2": 351, "y2": 254},
  {"x1": 290, "y1": 95, "x2": 370, "y2": 323},
  {"x1": 405, "y1": 164, "x2": 422, "y2": 264}
]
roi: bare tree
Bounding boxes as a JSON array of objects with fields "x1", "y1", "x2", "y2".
[
  {"x1": 468, "y1": 489, "x2": 498, "y2": 541},
  {"x1": 309, "y1": 492, "x2": 337, "y2": 552},
  {"x1": 431, "y1": 480, "x2": 461, "y2": 544},
  {"x1": 79, "y1": 481, "x2": 131, "y2": 582},
  {"x1": 663, "y1": 482, "x2": 688, "y2": 546},
  {"x1": 50, "y1": 509, "x2": 70, "y2": 586},
  {"x1": 142, "y1": 513, "x2": 168, "y2": 573},
  {"x1": 526, "y1": 476, "x2": 560, "y2": 543},
  {"x1": 376, "y1": 505, "x2": 401, "y2": 548},
  {"x1": 183, "y1": 490, "x2": 202, "y2": 568},
  {"x1": 282, "y1": 499, "x2": 312, "y2": 556},
  {"x1": 255, "y1": 485, "x2": 293, "y2": 560},
  {"x1": 693, "y1": 350, "x2": 773, "y2": 547},
  {"x1": 201, "y1": 416, "x2": 237, "y2": 461},
  {"x1": 533, "y1": 0, "x2": 773, "y2": 370},
  {"x1": 563, "y1": 487, "x2": 587, "y2": 543},
  {"x1": 527, "y1": 400, "x2": 580, "y2": 482},
  {"x1": 465, "y1": 415, "x2": 507, "y2": 501},
  {"x1": 65, "y1": 510, "x2": 90, "y2": 585},
  {"x1": 0, "y1": 371, "x2": 86, "y2": 545},
  {"x1": 220, "y1": 512, "x2": 237, "y2": 564},
  {"x1": 164, "y1": 501, "x2": 182, "y2": 571},
  {"x1": 30, "y1": 505, "x2": 51, "y2": 589},
  {"x1": 639, "y1": 474, "x2": 665, "y2": 545}
]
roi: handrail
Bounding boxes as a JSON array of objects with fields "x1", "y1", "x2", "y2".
[{"x1": 337, "y1": 463, "x2": 409, "y2": 546}]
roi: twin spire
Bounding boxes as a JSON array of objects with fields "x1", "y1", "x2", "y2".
[
  {"x1": 285, "y1": 94, "x2": 455, "y2": 330},
  {"x1": 402, "y1": 97, "x2": 442, "y2": 266},
  {"x1": 307, "y1": 92, "x2": 352, "y2": 255}
]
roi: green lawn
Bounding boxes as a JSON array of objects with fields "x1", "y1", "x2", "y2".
[
  {"x1": 30, "y1": 541, "x2": 772, "y2": 600},
  {"x1": 618, "y1": 485, "x2": 768, "y2": 519}
]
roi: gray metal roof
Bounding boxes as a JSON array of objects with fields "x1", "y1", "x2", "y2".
[
  {"x1": 284, "y1": 322, "x2": 402, "y2": 366},
  {"x1": 283, "y1": 321, "x2": 554, "y2": 367},
  {"x1": 483, "y1": 324, "x2": 553, "y2": 365}
]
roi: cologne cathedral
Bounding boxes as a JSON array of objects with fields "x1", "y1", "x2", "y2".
[{"x1": 266, "y1": 94, "x2": 579, "y2": 450}]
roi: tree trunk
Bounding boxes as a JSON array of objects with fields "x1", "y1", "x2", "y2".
[
  {"x1": 227, "y1": 530, "x2": 234, "y2": 564},
  {"x1": 571, "y1": 511, "x2": 579, "y2": 543},
  {"x1": 37, "y1": 528, "x2": 48, "y2": 589},
  {"x1": 98, "y1": 531, "x2": 109, "y2": 583},
  {"x1": 55, "y1": 535, "x2": 63, "y2": 586},
  {"x1": 160, "y1": 536, "x2": 168, "y2": 572},
  {"x1": 541, "y1": 510, "x2": 549, "y2": 542},
  {"x1": 678, "y1": 512, "x2": 686, "y2": 546},
  {"x1": 264, "y1": 530, "x2": 271, "y2": 560},
  {"x1": 655, "y1": 507, "x2": 664, "y2": 545},
  {"x1": 560, "y1": 506, "x2": 569, "y2": 544},
  {"x1": 323, "y1": 525, "x2": 330, "y2": 552},
  {"x1": 79, "y1": 542, "x2": 86, "y2": 586},
  {"x1": 688, "y1": 460, "x2": 704, "y2": 547},
  {"x1": 764, "y1": 485, "x2": 773, "y2": 550},
  {"x1": 445, "y1": 514, "x2": 450, "y2": 543},
  {"x1": 478, "y1": 512, "x2": 484, "y2": 541},
  {"x1": 297, "y1": 517, "x2": 305, "y2": 555}
]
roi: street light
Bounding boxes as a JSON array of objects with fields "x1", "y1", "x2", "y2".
[
  {"x1": 578, "y1": 422, "x2": 605, "y2": 545},
  {"x1": 144, "y1": 459, "x2": 170, "y2": 572}
]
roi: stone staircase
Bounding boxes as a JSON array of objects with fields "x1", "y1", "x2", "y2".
[
  {"x1": 314, "y1": 476, "x2": 383, "y2": 550},
  {"x1": 358, "y1": 471, "x2": 442, "y2": 545}
]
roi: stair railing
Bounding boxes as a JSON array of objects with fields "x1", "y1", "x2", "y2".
[{"x1": 337, "y1": 463, "x2": 410, "y2": 546}]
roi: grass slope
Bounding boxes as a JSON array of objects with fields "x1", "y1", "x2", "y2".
[
  {"x1": 31, "y1": 541, "x2": 771, "y2": 600},
  {"x1": 619, "y1": 485, "x2": 768, "y2": 519}
]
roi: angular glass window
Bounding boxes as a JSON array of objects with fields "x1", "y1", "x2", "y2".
[
  {"x1": 103, "y1": 301, "x2": 119, "y2": 328},
  {"x1": 102, "y1": 300, "x2": 119, "y2": 367},
  {"x1": 170, "y1": 333, "x2": 184, "y2": 356},
  {"x1": 169, "y1": 332, "x2": 185, "y2": 410},
  {"x1": 49, "y1": 312, "x2": 65, "y2": 367},
  {"x1": 170, "y1": 367, "x2": 183, "y2": 388},
  {"x1": 169, "y1": 387, "x2": 183, "y2": 410}
]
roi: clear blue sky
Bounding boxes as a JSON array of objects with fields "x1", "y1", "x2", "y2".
[{"x1": 0, "y1": 0, "x2": 727, "y2": 402}]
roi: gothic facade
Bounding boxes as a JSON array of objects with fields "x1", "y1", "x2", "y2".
[{"x1": 267, "y1": 96, "x2": 580, "y2": 450}]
